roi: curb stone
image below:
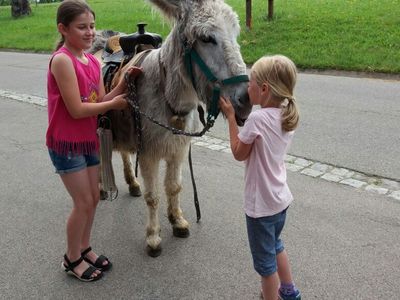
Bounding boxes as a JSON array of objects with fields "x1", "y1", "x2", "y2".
[
  {"x1": 191, "y1": 135, "x2": 400, "y2": 202},
  {"x1": 2, "y1": 89, "x2": 400, "y2": 202}
]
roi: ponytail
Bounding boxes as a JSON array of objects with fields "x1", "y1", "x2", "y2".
[
  {"x1": 54, "y1": 36, "x2": 65, "y2": 51},
  {"x1": 281, "y1": 97, "x2": 299, "y2": 132},
  {"x1": 251, "y1": 55, "x2": 299, "y2": 132}
]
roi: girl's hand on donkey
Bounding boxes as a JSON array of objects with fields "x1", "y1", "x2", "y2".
[
  {"x1": 112, "y1": 94, "x2": 129, "y2": 110},
  {"x1": 117, "y1": 67, "x2": 143, "y2": 90},
  {"x1": 219, "y1": 96, "x2": 235, "y2": 119},
  {"x1": 111, "y1": 67, "x2": 142, "y2": 110},
  {"x1": 125, "y1": 66, "x2": 143, "y2": 78}
]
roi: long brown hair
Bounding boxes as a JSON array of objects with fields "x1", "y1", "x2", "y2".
[
  {"x1": 251, "y1": 55, "x2": 299, "y2": 131},
  {"x1": 54, "y1": 0, "x2": 95, "y2": 50}
]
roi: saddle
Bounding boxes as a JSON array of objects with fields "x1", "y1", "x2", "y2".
[
  {"x1": 119, "y1": 22, "x2": 162, "y2": 53},
  {"x1": 98, "y1": 24, "x2": 163, "y2": 200},
  {"x1": 101, "y1": 23, "x2": 162, "y2": 92}
]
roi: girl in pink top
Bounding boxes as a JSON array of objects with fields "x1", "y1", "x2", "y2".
[
  {"x1": 219, "y1": 55, "x2": 301, "y2": 300},
  {"x1": 47, "y1": 0, "x2": 141, "y2": 282}
]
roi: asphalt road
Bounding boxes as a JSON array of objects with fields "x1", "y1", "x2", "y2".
[
  {"x1": 1, "y1": 51, "x2": 398, "y2": 180},
  {"x1": 0, "y1": 51, "x2": 400, "y2": 299}
]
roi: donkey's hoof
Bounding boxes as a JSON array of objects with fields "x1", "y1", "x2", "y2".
[
  {"x1": 146, "y1": 245, "x2": 162, "y2": 257},
  {"x1": 129, "y1": 185, "x2": 142, "y2": 197},
  {"x1": 173, "y1": 227, "x2": 190, "y2": 238}
]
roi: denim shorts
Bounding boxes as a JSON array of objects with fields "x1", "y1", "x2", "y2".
[
  {"x1": 246, "y1": 207, "x2": 288, "y2": 277},
  {"x1": 48, "y1": 149, "x2": 100, "y2": 174}
]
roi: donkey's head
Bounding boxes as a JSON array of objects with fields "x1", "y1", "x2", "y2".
[{"x1": 149, "y1": 0, "x2": 252, "y2": 125}]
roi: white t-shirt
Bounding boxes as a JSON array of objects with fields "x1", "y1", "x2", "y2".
[{"x1": 238, "y1": 108, "x2": 294, "y2": 218}]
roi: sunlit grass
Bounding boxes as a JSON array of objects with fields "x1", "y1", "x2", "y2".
[
  {"x1": 0, "y1": 0, "x2": 399, "y2": 73},
  {"x1": 230, "y1": 0, "x2": 400, "y2": 73}
]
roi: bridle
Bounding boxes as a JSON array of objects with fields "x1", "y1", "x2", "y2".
[
  {"x1": 126, "y1": 36, "x2": 249, "y2": 136},
  {"x1": 182, "y1": 38, "x2": 249, "y2": 127}
]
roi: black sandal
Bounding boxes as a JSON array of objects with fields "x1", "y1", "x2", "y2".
[
  {"x1": 62, "y1": 254, "x2": 103, "y2": 282},
  {"x1": 81, "y1": 246, "x2": 112, "y2": 272}
]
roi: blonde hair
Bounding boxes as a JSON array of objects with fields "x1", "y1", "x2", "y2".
[
  {"x1": 251, "y1": 55, "x2": 299, "y2": 131},
  {"x1": 54, "y1": 0, "x2": 95, "y2": 50}
]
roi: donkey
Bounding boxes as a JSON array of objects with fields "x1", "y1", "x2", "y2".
[{"x1": 92, "y1": 0, "x2": 252, "y2": 257}]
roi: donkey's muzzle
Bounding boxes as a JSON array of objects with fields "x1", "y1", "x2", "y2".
[
  {"x1": 235, "y1": 115, "x2": 246, "y2": 127},
  {"x1": 233, "y1": 89, "x2": 251, "y2": 126}
]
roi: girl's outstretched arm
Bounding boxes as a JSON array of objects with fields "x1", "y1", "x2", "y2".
[
  {"x1": 98, "y1": 66, "x2": 143, "y2": 103},
  {"x1": 219, "y1": 96, "x2": 252, "y2": 161},
  {"x1": 51, "y1": 54, "x2": 141, "y2": 118}
]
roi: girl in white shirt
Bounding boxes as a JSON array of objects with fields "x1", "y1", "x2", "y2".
[{"x1": 219, "y1": 55, "x2": 301, "y2": 300}]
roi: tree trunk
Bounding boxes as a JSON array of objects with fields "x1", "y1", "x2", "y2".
[
  {"x1": 246, "y1": 0, "x2": 252, "y2": 30},
  {"x1": 267, "y1": 0, "x2": 274, "y2": 20},
  {"x1": 11, "y1": 0, "x2": 31, "y2": 18}
]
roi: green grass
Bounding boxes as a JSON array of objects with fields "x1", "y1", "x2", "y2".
[
  {"x1": 0, "y1": 0, "x2": 399, "y2": 73},
  {"x1": 231, "y1": 0, "x2": 400, "y2": 73}
]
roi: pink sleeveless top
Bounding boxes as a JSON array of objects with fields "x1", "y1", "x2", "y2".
[{"x1": 46, "y1": 47, "x2": 101, "y2": 155}]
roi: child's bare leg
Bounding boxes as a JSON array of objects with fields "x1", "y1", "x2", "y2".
[
  {"x1": 277, "y1": 249, "x2": 293, "y2": 284},
  {"x1": 61, "y1": 169, "x2": 100, "y2": 277},
  {"x1": 261, "y1": 272, "x2": 279, "y2": 300},
  {"x1": 276, "y1": 249, "x2": 300, "y2": 298},
  {"x1": 79, "y1": 166, "x2": 106, "y2": 265}
]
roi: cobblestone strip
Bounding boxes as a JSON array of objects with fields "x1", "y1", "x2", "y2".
[
  {"x1": 0, "y1": 89, "x2": 47, "y2": 107},
  {"x1": 192, "y1": 135, "x2": 400, "y2": 202},
  {"x1": 2, "y1": 90, "x2": 400, "y2": 202}
]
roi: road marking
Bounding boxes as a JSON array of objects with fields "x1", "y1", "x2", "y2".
[
  {"x1": 2, "y1": 89, "x2": 399, "y2": 201},
  {"x1": 0, "y1": 89, "x2": 47, "y2": 107}
]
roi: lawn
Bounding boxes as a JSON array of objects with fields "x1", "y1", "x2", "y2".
[{"x1": 0, "y1": 0, "x2": 399, "y2": 73}]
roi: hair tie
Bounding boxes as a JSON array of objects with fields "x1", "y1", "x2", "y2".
[{"x1": 281, "y1": 98, "x2": 289, "y2": 108}]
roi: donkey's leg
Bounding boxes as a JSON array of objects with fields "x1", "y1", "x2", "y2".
[
  {"x1": 140, "y1": 155, "x2": 162, "y2": 257},
  {"x1": 121, "y1": 151, "x2": 141, "y2": 197},
  {"x1": 165, "y1": 154, "x2": 190, "y2": 238}
]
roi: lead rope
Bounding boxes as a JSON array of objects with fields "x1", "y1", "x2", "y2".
[
  {"x1": 125, "y1": 73, "x2": 201, "y2": 221},
  {"x1": 124, "y1": 74, "x2": 142, "y2": 178},
  {"x1": 188, "y1": 144, "x2": 201, "y2": 222}
]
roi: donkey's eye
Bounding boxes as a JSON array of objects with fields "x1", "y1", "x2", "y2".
[{"x1": 200, "y1": 36, "x2": 217, "y2": 45}]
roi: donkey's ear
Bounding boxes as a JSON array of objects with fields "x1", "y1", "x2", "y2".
[{"x1": 147, "y1": 0, "x2": 182, "y2": 20}]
